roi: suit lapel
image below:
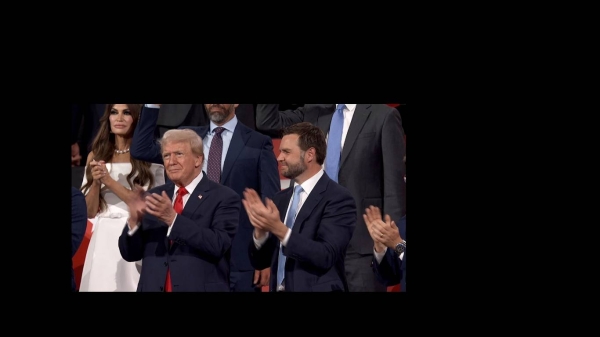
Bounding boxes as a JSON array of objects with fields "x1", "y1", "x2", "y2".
[
  {"x1": 291, "y1": 175, "x2": 327, "y2": 233},
  {"x1": 278, "y1": 187, "x2": 293, "y2": 223},
  {"x1": 221, "y1": 123, "x2": 248, "y2": 183},
  {"x1": 340, "y1": 104, "x2": 371, "y2": 169},
  {"x1": 180, "y1": 174, "x2": 210, "y2": 217}
]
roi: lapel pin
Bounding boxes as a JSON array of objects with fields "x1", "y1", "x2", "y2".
[{"x1": 198, "y1": 195, "x2": 203, "y2": 200}]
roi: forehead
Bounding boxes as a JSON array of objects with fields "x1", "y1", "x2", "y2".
[
  {"x1": 162, "y1": 141, "x2": 190, "y2": 152},
  {"x1": 280, "y1": 134, "x2": 299, "y2": 149},
  {"x1": 111, "y1": 104, "x2": 129, "y2": 111}
]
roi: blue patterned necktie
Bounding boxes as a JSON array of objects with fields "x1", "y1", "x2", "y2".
[
  {"x1": 325, "y1": 104, "x2": 346, "y2": 182},
  {"x1": 207, "y1": 127, "x2": 225, "y2": 183},
  {"x1": 277, "y1": 184, "x2": 304, "y2": 289}
]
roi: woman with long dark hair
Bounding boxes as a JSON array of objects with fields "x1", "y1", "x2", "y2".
[{"x1": 79, "y1": 104, "x2": 164, "y2": 292}]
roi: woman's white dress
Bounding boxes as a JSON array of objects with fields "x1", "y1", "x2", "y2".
[{"x1": 79, "y1": 162, "x2": 165, "y2": 292}]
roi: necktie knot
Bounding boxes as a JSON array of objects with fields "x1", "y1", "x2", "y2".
[
  {"x1": 336, "y1": 104, "x2": 346, "y2": 113},
  {"x1": 293, "y1": 184, "x2": 303, "y2": 196},
  {"x1": 213, "y1": 127, "x2": 225, "y2": 136},
  {"x1": 177, "y1": 187, "x2": 188, "y2": 197}
]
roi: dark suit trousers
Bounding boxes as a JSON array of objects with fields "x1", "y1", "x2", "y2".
[{"x1": 345, "y1": 248, "x2": 387, "y2": 292}]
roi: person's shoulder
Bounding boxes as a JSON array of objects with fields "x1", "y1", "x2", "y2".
[
  {"x1": 85, "y1": 151, "x2": 95, "y2": 165},
  {"x1": 326, "y1": 178, "x2": 354, "y2": 199},
  {"x1": 369, "y1": 104, "x2": 397, "y2": 113},
  {"x1": 211, "y1": 180, "x2": 239, "y2": 197}
]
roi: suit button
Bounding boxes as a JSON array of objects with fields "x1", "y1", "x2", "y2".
[
  {"x1": 160, "y1": 286, "x2": 164, "y2": 291},
  {"x1": 164, "y1": 262, "x2": 168, "y2": 266}
]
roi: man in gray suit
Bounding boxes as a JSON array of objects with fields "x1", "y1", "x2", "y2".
[{"x1": 255, "y1": 104, "x2": 406, "y2": 292}]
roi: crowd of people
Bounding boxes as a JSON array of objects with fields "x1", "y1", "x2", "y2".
[{"x1": 71, "y1": 103, "x2": 406, "y2": 292}]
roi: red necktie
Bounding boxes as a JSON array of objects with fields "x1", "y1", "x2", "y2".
[{"x1": 165, "y1": 187, "x2": 188, "y2": 292}]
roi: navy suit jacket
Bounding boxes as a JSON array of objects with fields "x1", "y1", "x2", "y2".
[
  {"x1": 256, "y1": 104, "x2": 406, "y2": 255},
  {"x1": 248, "y1": 172, "x2": 356, "y2": 292},
  {"x1": 372, "y1": 215, "x2": 406, "y2": 292},
  {"x1": 118, "y1": 174, "x2": 240, "y2": 292},
  {"x1": 71, "y1": 187, "x2": 87, "y2": 291},
  {"x1": 131, "y1": 107, "x2": 280, "y2": 272}
]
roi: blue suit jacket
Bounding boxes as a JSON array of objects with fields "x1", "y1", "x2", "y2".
[
  {"x1": 249, "y1": 172, "x2": 356, "y2": 292},
  {"x1": 372, "y1": 215, "x2": 406, "y2": 292},
  {"x1": 118, "y1": 175, "x2": 240, "y2": 292},
  {"x1": 71, "y1": 187, "x2": 87, "y2": 291},
  {"x1": 130, "y1": 107, "x2": 280, "y2": 272}
]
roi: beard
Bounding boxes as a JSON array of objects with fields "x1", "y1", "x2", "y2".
[
  {"x1": 207, "y1": 105, "x2": 231, "y2": 124},
  {"x1": 281, "y1": 153, "x2": 307, "y2": 179}
]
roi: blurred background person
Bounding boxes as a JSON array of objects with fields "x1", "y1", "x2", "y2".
[{"x1": 79, "y1": 104, "x2": 165, "y2": 292}]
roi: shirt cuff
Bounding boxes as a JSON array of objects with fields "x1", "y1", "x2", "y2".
[
  {"x1": 127, "y1": 222, "x2": 140, "y2": 236},
  {"x1": 281, "y1": 228, "x2": 292, "y2": 246},
  {"x1": 374, "y1": 247, "x2": 387, "y2": 264},
  {"x1": 253, "y1": 231, "x2": 270, "y2": 249},
  {"x1": 167, "y1": 214, "x2": 177, "y2": 237}
]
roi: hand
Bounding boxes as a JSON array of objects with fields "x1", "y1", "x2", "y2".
[
  {"x1": 90, "y1": 159, "x2": 108, "y2": 185},
  {"x1": 242, "y1": 188, "x2": 282, "y2": 233},
  {"x1": 253, "y1": 267, "x2": 270, "y2": 288},
  {"x1": 71, "y1": 143, "x2": 81, "y2": 166},
  {"x1": 363, "y1": 206, "x2": 388, "y2": 252},
  {"x1": 126, "y1": 185, "x2": 148, "y2": 225},
  {"x1": 144, "y1": 190, "x2": 177, "y2": 226},
  {"x1": 370, "y1": 215, "x2": 403, "y2": 250}
]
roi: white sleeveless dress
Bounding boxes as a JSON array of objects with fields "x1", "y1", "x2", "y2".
[{"x1": 79, "y1": 162, "x2": 165, "y2": 292}]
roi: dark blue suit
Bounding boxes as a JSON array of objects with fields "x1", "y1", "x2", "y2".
[
  {"x1": 372, "y1": 215, "x2": 406, "y2": 292},
  {"x1": 118, "y1": 174, "x2": 240, "y2": 292},
  {"x1": 249, "y1": 172, "x2": 356, "y2": 292},
  {"x1": 131, "y1": 107, "x2": 280, "y2": 291},
  {"x1": 71, "y1": 187, "x2": 87, "y2": 291}
]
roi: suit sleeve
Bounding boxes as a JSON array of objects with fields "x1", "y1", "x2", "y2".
[
  {"x1": 118, "y1": 222, "x2": 145, "y2": 262},
  {"x1": 382, "y1": 108, "x2": 406, "y2": 222},
  {"x1": 259, "y1": 136, "x2": 281, "y2": 199},
  {"x1": 373, "y1": 249, "x2": 402, "y2": 286},
  {"x1": 373, "y1": 215, "x2": 406, "y2": 287},
  {"x1": 71, "y1": 187, "x2": 87, "y2": 257},
  {"x1": 168, "y1": 189, "x2": 240, "y2": 260},
  {"x1": 248, "y1": 234, "x2": 279, "y2": 270},
  {"x1": 255, "y1": 104, "x2": 305, "y2": 137},
  {"x1": 285, "y1": 189, "x2": 357, "y2": 272},
  {"x1": 130, "y1": 107, "x2": 163, "y2": 164}
]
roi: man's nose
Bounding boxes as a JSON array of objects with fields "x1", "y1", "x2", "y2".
[{"x1": 167, "y1": 156, "x2": 178, "y2": 165}]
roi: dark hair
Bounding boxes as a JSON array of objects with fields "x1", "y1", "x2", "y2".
[
  {"x1": 81, "y1": 104, "x2": 155, "y2": 214},
  {"x1": 281, "y1": 122, "x2": 327, "y2": 165}
]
